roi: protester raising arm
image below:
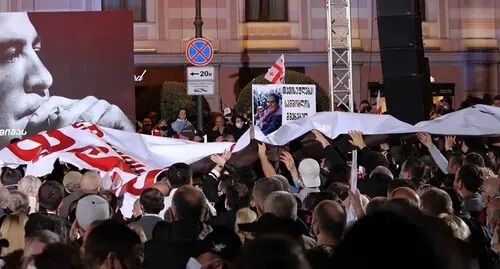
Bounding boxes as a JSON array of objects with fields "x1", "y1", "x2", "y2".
[
  {"x1": 348, "y1": 131, "x2": 389, "y2": 174},
  {"x1": 206, "y1": 150, "x2": 233, "y2": 203},
  {"x1": 311, "y1": 130, "x2": 346, "y2": 169},
  {"x1": 417, "y1": 132, "x2": 449, "y2": 174},
  {"x1": 280, "y1": 151, "x2": 299, "y2": 189},
  {"x1": 258, "y1": 143, "x2": 277, "y2": 177}
]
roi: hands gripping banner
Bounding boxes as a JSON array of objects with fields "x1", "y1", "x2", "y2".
[
  {"x1": 0, "y1": 122, "x2": 234, "y2": 217},
  {"x1": 0, "y1": 104, "x2": 499, "y2": 217}
]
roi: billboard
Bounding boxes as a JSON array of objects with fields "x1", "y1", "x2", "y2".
[
  {"x1": 0, "y1": 11, "x2": 135, "y2": 147},
  {"x1": 252, "y1": 84, "x2": 316, "y2": 135}
]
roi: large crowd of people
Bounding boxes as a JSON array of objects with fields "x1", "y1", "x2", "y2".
[{"x1": 0, "y1": 94, "x2": 497, "y2": 269}]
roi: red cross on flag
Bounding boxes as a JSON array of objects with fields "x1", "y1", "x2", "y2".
[{"x1": 264, "y1": 54, "x2": 285, "y2": 84}]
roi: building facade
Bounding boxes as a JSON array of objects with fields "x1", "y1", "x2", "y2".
[{"x1": 3, "y1": 0, "x2": 500, "y2": 114}]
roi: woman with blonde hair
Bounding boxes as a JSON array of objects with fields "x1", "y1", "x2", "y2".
[
  {"x1": 0, "y1": 213, "x2": 28, "y2": 256},
  {"x1": 235, "y1": 208, "x2": 257, "y2": 244}
]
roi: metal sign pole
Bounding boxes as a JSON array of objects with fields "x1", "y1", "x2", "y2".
[{"x1": 194, "y1": 0, "x2": 204, "y2": 131}]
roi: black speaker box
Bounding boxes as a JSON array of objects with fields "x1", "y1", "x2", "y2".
[
  {"x1": 380, "y1": 48, "x2": 426, "y2": 78},
  {"x1": 376, "y1": 0, "x2": 421, "y2": 17},
  {"x1": 383, "y1": 75, "x2": 433, "y2": 125},
  {"x1": 377, "y1": 15, "x2": 424, "y2": 49}
]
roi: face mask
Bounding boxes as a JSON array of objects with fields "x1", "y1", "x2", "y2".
[
  {"x1": 236, "y1": 123, "x2": 243, "y2": 128},
  {"x1": 186, "y1": 257, "x2": 202, "y2": 269},
  {"x1": 27, "y1": 264, "x2": 37, "y2": 269}
]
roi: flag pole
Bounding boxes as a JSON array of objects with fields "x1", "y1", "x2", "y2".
[{"x1": 282, "y1": 54, "x2": 286, "y2": 84}]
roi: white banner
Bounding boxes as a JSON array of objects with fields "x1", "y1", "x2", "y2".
[
  {"x1": 281, "y1": 84, "x2": 316, "y2": 125},
  {"x1": 0, "y1": 104, "x2": 499, "y2": 217}
]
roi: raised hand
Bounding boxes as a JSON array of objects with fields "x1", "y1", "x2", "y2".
[
  {"x1": 221, "y1": 150, "x2": 232, "y2": 162},
  {"x1": 416, "y1": 132, "x2": 433, "y2": 148},
  {"x1": 258, "y1": 143, "x2": 267, "y2": 157},
  {"x1": 280, "y1": 150, "x2": 299, "y2": 179},
  {"x1": 210, "y1": 154, "x2": 227, "y2": 168},
  {"x1": 312, "y1": 129, "x2": 330, "y2": 148},
  {"x1": 348, "y1": 130, "x2": 366, "y2": 149},
  {"x1": 444, "y1": 136, "x2": 456, "y2": 151}
]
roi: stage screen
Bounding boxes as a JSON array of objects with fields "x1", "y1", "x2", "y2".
[{"x1": 0, "y1": 11, "x2": 135, "y2": 147}]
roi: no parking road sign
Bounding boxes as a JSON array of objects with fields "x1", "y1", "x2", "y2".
[{"x1": 185, "y1": 38, "x2": 214, "y2": 67}]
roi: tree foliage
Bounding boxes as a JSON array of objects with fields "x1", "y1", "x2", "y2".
[{"x1": 160, "y1": 82, "x2": 210, "y2": 120}]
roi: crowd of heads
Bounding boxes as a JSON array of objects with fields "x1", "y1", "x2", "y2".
[{"x1": 0, "y1": 95, "x2": 497, "y2": 269}]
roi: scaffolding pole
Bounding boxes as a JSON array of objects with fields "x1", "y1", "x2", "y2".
[{"x1": 326, "y1": 0, "x2": 354, "y2": 112}]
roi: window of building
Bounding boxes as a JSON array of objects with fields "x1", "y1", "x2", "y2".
[
  {"x1": 102, "y1": 0, "x2": 146, "y2": 22},
  {"x1": 245, "y1": 0, "x2": 288, "y2": 22}
]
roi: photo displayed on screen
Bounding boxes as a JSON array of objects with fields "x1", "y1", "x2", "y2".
[
  {"x1": 252, "y1": 85, "x2": 283, "y2": 135},
  {"x1": 0, "y1": 11, "x2": 135, "y2": 147}
]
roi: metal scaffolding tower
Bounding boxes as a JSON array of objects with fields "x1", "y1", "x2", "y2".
[{"x1": 326, "y1": 0, "x2": 354, "y2": 112}]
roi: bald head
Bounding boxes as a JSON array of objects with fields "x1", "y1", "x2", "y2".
[
  {"x1": 152, "y1": 182, "x2": 170, "y2": 197},
  {"x1": 366, "y1": 197, "x2": 387, "y2": 215},
  {"x1": 80, "y1": 171, "x2": 102, "y2": 194},
  {"x1": 390, "y1": 187, "x2": 420, "y2": 207},
  {"x1": 172, "y1": 185, "x2": 206, "y2": 221},
  {"x1": 313, "y1": 200, "x2": 346, "y2": 240},
  {"x1": 263, "y1": 191, "x2": 297, "y2": 220}
]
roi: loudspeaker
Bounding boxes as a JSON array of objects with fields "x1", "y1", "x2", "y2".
[
  {"x1": 423, "y1": 57, "x2": 430, "y2": 76},
  {"x1": 383, "y1": 75, "x2": 432, "y2": 124},
  {"x1": 377, "y1": 15, "x2": 424, "y2": 49},
  {"x1": 380, "y1": 48, "x2": 426, "y2": 78},
  {"x1": 376, "y1": 0, "x2": 421, "y2": 17}
]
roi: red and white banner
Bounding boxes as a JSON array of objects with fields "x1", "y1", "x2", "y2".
[
  {"x1": 0, "y1": 122, "x2": 233, "y2": 217},
  {"x1": 264, "y1": 54, "x2": 285, "y2": 84},
  {"x1": 0, "y1": 105, "x2": 499, "y2": 217}
]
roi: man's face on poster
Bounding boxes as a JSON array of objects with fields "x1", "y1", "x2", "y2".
[
  {"x1": 0, "y1": 13, "x2": 134, "y2": 145},
  {"x1": 0, "y1": 13, "x2": 52, "y2": 132}
]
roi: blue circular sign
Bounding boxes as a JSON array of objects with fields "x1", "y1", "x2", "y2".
[{"x1": 185, "y1": 38, "x2": 214, "y2": 66}]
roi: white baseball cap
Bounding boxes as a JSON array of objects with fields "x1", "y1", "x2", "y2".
[
  {"x1": 298, "y1": 158, "x2": 321, "y2": 188},
  {"x1": 76, "y1": 195, "x2": 110, "y2": 230}
]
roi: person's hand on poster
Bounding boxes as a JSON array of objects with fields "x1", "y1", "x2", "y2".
[{"x1": 25, "y1": 96, "x2": 134, "y2": 134}]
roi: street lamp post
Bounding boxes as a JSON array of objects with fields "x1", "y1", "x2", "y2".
[{"x1": 194, "y1": 0, "x2": 204, "y2": 132}]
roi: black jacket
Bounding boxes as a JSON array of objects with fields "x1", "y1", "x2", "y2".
[{"x1": 143, "y1": 220, "x2": 207, "y2": 269}]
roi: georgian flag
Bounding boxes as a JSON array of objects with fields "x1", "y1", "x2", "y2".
[
  {"x1": 375, "y1": 91, "x2": 382, "y2": 114},
  {"x1": 264, "y1": 54, "x2": 285, "y2": 84}
]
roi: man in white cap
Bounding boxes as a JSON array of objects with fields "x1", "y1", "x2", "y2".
[
  {"x1": 295, "y1": 158, "x2": 321, "y2": 202},
  {"x1": 72, "y1": 194, "x2": 110, "y2": 241}
]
